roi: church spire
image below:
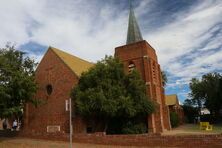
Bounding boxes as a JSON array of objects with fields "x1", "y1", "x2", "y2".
[{"x1": 126, "y1": 0, "x2": 143, "y2": 45}]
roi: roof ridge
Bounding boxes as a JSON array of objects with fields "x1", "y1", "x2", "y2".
[
  {"x1": 49, "y1": 46, "x2": 94, "y2": 77},
  {"x1": 49, "y1": 46, "x2": 93, "y2": 64}
]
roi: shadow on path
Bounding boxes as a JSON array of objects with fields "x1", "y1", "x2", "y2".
[{"x1": 0, "y1": 130, "x2": 19, "y2": 138}]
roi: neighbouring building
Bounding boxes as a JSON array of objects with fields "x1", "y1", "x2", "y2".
[
  {"x1": 201, "y1": 108, "x2": 210, "y2": 115},
  {"x1": 165, "y1": 94, "x2": 184, "y2": 124},
  {"x1": 24, "y1": 2, "x2": 171, "y2": 135}
]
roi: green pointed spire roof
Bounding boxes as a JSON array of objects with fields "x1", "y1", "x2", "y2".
[{"x1": 126, "y1": 0, "x2": 143, "y2": 44}]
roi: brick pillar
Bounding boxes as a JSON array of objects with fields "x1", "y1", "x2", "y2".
[{"x1": 148, "y1": 114, "x2": 156, "y2": 133}]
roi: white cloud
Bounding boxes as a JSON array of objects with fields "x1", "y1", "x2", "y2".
[
  {"x1": 0, "y1": 0, "x2": 222, "y2": 101},
  {"x1": 147, "y1": 1, "x2": 222, "y2": 63},
  {"x1": 0, "y1": 0, "x2": 129, "y2": 62},
  {"x1": 0, "y1": 0, "x2": 29, "y2": 46},
  {"x1": 145, "y1": 0, "x2": 222, "y2": 84}
]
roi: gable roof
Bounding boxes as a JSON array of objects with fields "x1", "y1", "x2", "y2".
[
  {"x1": 165, "y1": 94, "x2": 179, "y2": 106},
  {"x1": 49, "y1": 46, "x2": 94, "y2": 77}
]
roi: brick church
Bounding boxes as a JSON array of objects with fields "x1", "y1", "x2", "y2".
[{"x1": 24, "y1": 3, "x2": 171, "y2": 135}]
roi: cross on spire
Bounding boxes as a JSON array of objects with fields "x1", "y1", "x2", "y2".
[
  {"x1": 129, "y1": 0, "x2": 132, "y2": 9},
  {"x1": 126, "y1": 0, "x2": 143, "y2": 44}
]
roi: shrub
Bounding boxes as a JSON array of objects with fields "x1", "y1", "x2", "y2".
[
  {"x1": 170, "y1": 112, "x2": 179, "y2": 128},
  {"x1": 106, "y1": 117, "x2": 148, "y2": 135},
  {"x1": 122, "y1": 122, "x2": 147, "y2": 134}
]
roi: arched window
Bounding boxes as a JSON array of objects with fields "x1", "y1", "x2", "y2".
[
  {"x1": 128, "y1": 61, "x2": 136, "y2": 72},
  {"x1": 46, "y1": 84, "x2": 53, "y2": 95}
]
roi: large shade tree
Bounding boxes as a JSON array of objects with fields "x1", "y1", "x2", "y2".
[
  {"x1": 189, "y1": 72, "x2": 222, "y2": 120},
  {"x1": 0, "y1": 44, "x2": 38, "y2": 118},
  {"x1": 71, "y1": 56, "x2": 155, "y2": 133},
  {"x1": 182, "y1": 99, "x2": 198, "y2": 123}
]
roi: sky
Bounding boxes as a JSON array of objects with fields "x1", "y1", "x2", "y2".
[{"x1": 0, "y1": 0, "x2": 221, "y2": 103}]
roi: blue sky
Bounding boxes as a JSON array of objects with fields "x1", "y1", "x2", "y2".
[{"x1": 0, "y1": 0, "x2": 222, "y2": 103}]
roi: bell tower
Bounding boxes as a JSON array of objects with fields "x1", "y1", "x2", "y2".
[{"x1": 115, "y1": 0, "x2": 171, "y2": 133}]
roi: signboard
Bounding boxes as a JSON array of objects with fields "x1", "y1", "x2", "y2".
[{"x1": 47, "y1": 125, "x2": 60, "y2": 133}]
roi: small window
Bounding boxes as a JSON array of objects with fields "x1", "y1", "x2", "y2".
[{"x1": 46, "y1": 84, "x2": 53, "y2": 95}]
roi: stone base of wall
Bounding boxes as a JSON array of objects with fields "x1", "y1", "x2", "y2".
[{"x1": 18, "y1": 131, "x2": 222, "y2": 148}]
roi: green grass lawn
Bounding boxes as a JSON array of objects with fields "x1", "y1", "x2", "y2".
[{"x1": 179, "y1": 123, "x2": 222, "y2": 134}]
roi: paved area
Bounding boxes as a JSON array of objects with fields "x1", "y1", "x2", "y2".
[{"x1": 0, "y1": 138, "x2": 166, "y2": 148}]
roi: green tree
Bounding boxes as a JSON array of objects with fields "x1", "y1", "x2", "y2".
[
  {"x1": 189, "y1": 72, "x2": 222, "y2": 120},
  {"x1": 161, "y1": 71, "x2": 168, "y2": 87},
  {"x1": 202, "y1": 73, "x2": 222, "y2": 119},
  {"x1": 71, "y1": 56, "x2": 155, "y2": 132},
  {"x1": 0, "y1": 44, "x2": 38, "y2": 118},
  {"x1": 182, "y1": 99, "x2": 198, "y2": 123},
  {"x1": 189, "y1": 78, "x2": 205, "y2": 114}
]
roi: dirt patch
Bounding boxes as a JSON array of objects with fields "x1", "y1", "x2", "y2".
[{"x1": 0, "y1": 138, "x2": 163, "y2": 148}]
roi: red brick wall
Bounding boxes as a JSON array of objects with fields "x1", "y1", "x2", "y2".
[
  {"x1": 24, "y1": 48, "x2": 86, "y2": 135},
  {"x1": 73, "y1": 134, "x2": 222, "y2": 148},
  {"x1": 115, "y1": 40, "x2": 171, "y2": 133},
  {"x1": 19, "y1": 132, "x2": 222, "y2": 148}
]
